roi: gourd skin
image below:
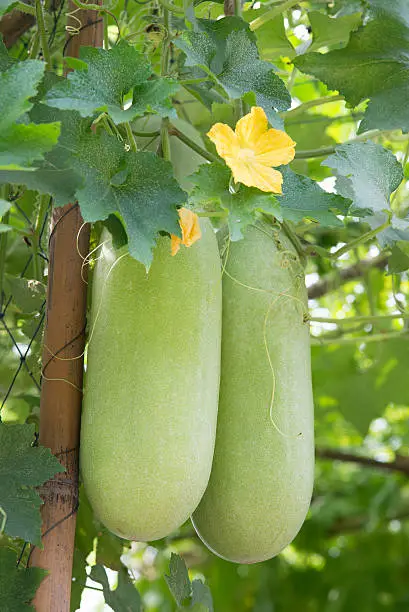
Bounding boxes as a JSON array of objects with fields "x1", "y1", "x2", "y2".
[
  {"x1": 80, "y1": 220, "x2": 221, "y2": 541},
  {"x1": 192, "y1": 222, "x2": 314, "y2": 564}
]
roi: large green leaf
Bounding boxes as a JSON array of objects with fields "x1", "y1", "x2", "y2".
[
  {"x1": 45, "y1": 40, "x2": 179, "y2": 124},
  {"x1": 0, "y1": 60, "x2": 60, "y2": 169},
  {"x1": 323, "y1": 142, "x2": 403, "y2": 216},
  {"x1": 294, "y1": 15, "x2": 409, "y2": 133},
  {"x1": 0, "y1": 548, "x2": 47, "y2": 611},
  {"x1": 175, "y1": 17, "x2": 290, "y2": 124},
  {"x1": 279, "y1": 166, "x2": 350, "y2": 225},
  {"x1": 74, "y1": 131, "x2": 184, "y2": 268},
  {"x1": 243, "y1": 11, "x2": 295, "y2": 60},
  {"x1": 0, "y1": 423, "x2": 64, "y2": 545},
  {"x1": 308, "y1": 11, "x2": 362, "y2": 52}
]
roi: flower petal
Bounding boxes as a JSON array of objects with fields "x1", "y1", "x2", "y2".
[
  {"x1": 254, "y1": 129, "x2": 296, "y2": 166},
  {"x1": 228, "y1": 157, "x2": 283, "y2": 193},
  {"x1": 235, "y1": 106, "x2": 268, "y2": 149},
  {"x1": 207, "y1": 123, "x2": 239, "y2": 159},
  {"x1": 171, "y1": 208, "x2": 201, "y2": 256}
]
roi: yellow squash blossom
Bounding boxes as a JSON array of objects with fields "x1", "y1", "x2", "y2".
[
  {"x1": 171, "y1": 208, "x2": 201, "y2": 256},
  {"x1": 207, "y1": 106, "x2": 296, "y2": 193}
]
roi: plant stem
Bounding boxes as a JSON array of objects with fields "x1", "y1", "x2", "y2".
[
  {"x1": 32, "y1": 194, "x2": 49, "y2": 282},
  {"x1": 160, "y1": 8, "x2": 172, "y2": 162},
  {"x1": 124, "y1": 122, "x2": 137, "y2": 152},
  {"x1": 132, "y1": 130, "x2": 161, "y2": 138},
  {"x1": 0, "y1": 212, "x2": 9, "y2": 310},
  {"x1": 179, "y1": 77, "x2": 211, "y2": 85},
  {"x1": 16, "y1": 1, "x2": 36, "y2": 14},
  {"x1": 103, "y1": 12, "x2": 109, "y2": 49},
  {"x1": 280, "y1": 219, "x2": 306, "y2": 265},
  {"x1": 295, "y1": 129, "x2": 383, "y2": 159},
  {"x1": 169, "y1": 124, "x2": 220, "y2": 163},
  {"x1": 311, "y1": 330, "x2": 407, "y2": 346},
  {"x1": 29, "y1": 31, "x2": 41, "y2": 59},
  {"x1": 0, "y1": 185, "x2": 10, "y2": 310},
  {"x1": 283, "y1": 94, "x2": 344, "y2": 121},
  {"x1": 35, "y1": 0, "x2": 51, "y2": 68},
  {"x1": 331, "y1": 215, "x2": 391, "y2": 260},
  {"x1": 161, "y1": 118, "x2": 172, "y2": 162},
  {"x1": 157, "y1": 0, "x2": 184, "y2": 14},
  {"x1": 310, "y1": 313, "x2": 409, "y2": 325},
  {"x1": 250, "y1": 0, "x2": 300, "y2": 30}
]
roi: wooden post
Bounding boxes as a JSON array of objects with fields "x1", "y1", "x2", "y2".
[{"x1": 30, "y1": 7, "x2": 103, "y2": 612}]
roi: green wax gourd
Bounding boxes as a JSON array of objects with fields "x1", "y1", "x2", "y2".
[
  {"x1": 80, "y1": 220, "x2": 222, "y2": 541},
  {"x1": 192, "y1": 221, "x2": 314, "y2": 563}
]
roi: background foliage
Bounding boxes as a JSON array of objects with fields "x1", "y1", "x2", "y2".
[{"x1": 1, "y1": 0, "x2": 409, "y2": 610}]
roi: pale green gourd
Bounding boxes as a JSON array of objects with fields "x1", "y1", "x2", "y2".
[
  {"x1": 80, "y1": 220, "x2": 221, "y2": 541},
  {"x1": 192, "y1": 221, "x2": 314, "y2": 563}
]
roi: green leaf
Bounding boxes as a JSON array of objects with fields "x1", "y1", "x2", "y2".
[
  {"x1": 0, "y1": 423, "x2": 64, "y2": 545},
  {"x1": 308, "y1": 11, "x2": 362, "y2": 52},
  {"x1": 175, "y1": 17, "x2": 290, "y2": 124},
  {"x1": 0, "y1": 37, "x2": 15, "y2": 70},
  {"x1": 0, "y1": 61, "x2": 60, "y2": 168},
  {"x1": 191, "y1": 579, "x2": 214, "y2": 612},
  {"x1": 0, "y1": 547, "x2": 47, "y2": 612},
  {"x1": 243, "y1": 12, "x2": 295, "y2": 60},
  {"x1": 388, "y1": 242, "x2": 409, "y2": 272},
  {"x1": 313, "y1": 338, "x2": 409, "y2": 434},
  {"x1": 4, "y1": 277, "x2": 45, "y2": 314},
  {"x1": 90, "y1": 565, "x2": 142, "y2": 612},
  {"x1": 45, "y1": 41, "x2": 178, "y2": 124},
  {"x1": 165, "y1": 553, "x2": 192, "y2": 607},
  {"x1": 74, "y1": 131, "x2": 185, "y2": 268},
  {"x1": 323, "y1": 142, "x2": 403, "y2": 215},
  {"x1": 190, "y1": 162, "x2": 281, "y2": 240},
  {"x1": 279, "y1": 166, "x2": 350, "y2": 226},
  {"x1": 0, "y1": 198, "x2": 11, "y2": 215},
  {"x1": 294, "y1": 15, "x2": 409, "y2": 133}
]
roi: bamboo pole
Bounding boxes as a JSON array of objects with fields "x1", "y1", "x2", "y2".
[{"x1": 30, "y1": 6, "x2": 103, "y2": 612}]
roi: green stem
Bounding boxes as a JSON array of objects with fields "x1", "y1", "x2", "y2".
[
  {"x1": 295, "y1": 130, "x2": 383, "y2": 159},
  {"x1": 250, "y1": 0, "x2": 300, "y2": 31},
  {"x1": 32, "y1": 194, "x2": 49, "y2": 282},
  {"x1": 157, "y1": 0, "x2": 184, "y2": 15},
  {"x1": 310, "y1": 313, "x2": 409, "y2": 325},
  {"x1": 161, "y1": 8, "x2": 171, "y2": 76},
  {"x1": 283, "y1": 94, "x2": 344, "y2": 121},
  {"x1": 103, "y1": 12, "x2": 109, "y2": 49},
  {"x1": 179, "y1": 77, "x2": 210, "y2": 85},
  {"x1": 35, "y1": 0, "x2": 51, "y2": 68},
  {"x1": 280, "y1": 219, "x2": 306, "y2": 265},
  {"x1": 161, "y1": 118, "x2": 172, "y2": 162},
  {"x1": 124, "y1": 122, "x2": 137, "y2": 152},
  {"x1": 311, "y1": 330, "x2": 408, "y2": 346},
  {"x1": 391, "y1": 137, "x2": 409, "y2": 206},
  {"x1": 132, "y1": 130, "x2": 161, "y2": 138},
  {"x1": 0, "y1": 212, "x2": 9, "y2": 309},
  {"x1": 29, "y1": 31, "x2": 40, "y2": 59},
  {"x1": 15, "y1": 1, "x2": 36, "y2": 14},
  {"x1": 169, "y1": 124, "x2": 220, "y2": 163},
  {"x1": 234, "y1": 0, "x2": 242, "y2": 17},
  {"x1": 331, "y1": 215, "x2": 391, "y2": 260}
]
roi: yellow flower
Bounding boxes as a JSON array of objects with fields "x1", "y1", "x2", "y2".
[
  {"x1": 171, "y1": 208, "x2": 201, "y2": 256},
  {"x1": 207, "y1": 106, "x2": 296, "y2": 194}
]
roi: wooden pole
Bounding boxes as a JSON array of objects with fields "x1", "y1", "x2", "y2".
[{"x1": 30, "y1": 7, "x2": 103, "y2": 612}]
